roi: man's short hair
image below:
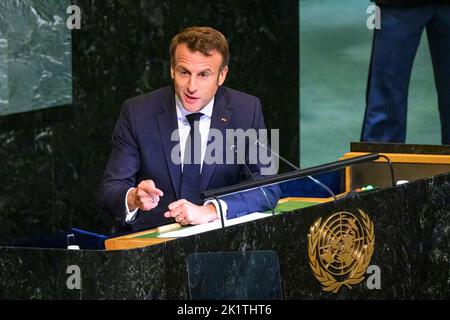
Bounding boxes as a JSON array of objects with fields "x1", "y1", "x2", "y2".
[{"x1": 170, "y1": 26, "x2": 230, "y2": 69}]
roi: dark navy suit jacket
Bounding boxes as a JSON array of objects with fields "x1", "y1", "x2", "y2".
[{"x1": 98, "y1": 86, "x2": 281, "y2": 231}]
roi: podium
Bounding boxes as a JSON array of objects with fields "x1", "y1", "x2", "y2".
[{"x1": 1, "y1": 169, "x2": 450, "y2": 299}]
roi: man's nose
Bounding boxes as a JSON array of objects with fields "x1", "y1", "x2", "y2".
[{"x1": 187, "y1": 76, "x2": 197, "y2": 93}]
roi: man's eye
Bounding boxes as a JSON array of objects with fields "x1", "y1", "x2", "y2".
[
  {"x1": 199, "y1": 73, "x2": 209, "y2": 78},
  {"x1": 180, "y1": 70, "x2": 187, "y2": 75}
]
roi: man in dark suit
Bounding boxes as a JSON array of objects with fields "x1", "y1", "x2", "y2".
[
  {"x1": 361, "y1": 1, "x2": 450, "y2": 144},
  {"x1": 98, "y1": 27, "x2": 280, "y2": 231}
]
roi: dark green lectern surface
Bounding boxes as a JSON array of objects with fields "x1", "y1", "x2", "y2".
[{"x1": 1, "y1": 171, "x2": 450, "y2": 299}]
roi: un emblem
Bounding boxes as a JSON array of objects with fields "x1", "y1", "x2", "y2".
[{"x1": 307, "y1": 209, "x2": 375, "y2": 293}]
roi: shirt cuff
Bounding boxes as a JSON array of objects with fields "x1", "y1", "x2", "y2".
[
  {"x1": 204, "y1": 199, "x2": 228, "y2": 223},
  {"x1": 125, "y1": 188, "x2": 139, "y2": 223}
]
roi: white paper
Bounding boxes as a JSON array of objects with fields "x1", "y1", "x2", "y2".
[{"x1": 157, "y1": 212, "x2": 271, "y2": 238}]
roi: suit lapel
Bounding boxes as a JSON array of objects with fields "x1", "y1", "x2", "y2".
[
  {"x1": 157, "y1": 92, "x2": 182, "y2": 199},
  {"x1": 200, "y1": 87, "x2": 231, "y2": 195}
]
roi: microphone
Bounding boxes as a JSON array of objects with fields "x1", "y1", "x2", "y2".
[
  {"x1": 231, "y1": 145, "x2": 276, "y2": 216},
  {"x1": 255, "y1": 139, "x2": 338, "y2": 201}
]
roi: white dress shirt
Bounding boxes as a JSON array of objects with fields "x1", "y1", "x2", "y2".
[{"x1": 124, "y1": 95, "x2": 228, "y2": 223}]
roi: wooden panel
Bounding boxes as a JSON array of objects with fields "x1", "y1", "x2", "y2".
[
  {"x1": 342, "y1": 152, "x2": 450, "y2": 191},
  {"x1": 104, "y1": 225, "x2": 178, "y2": 250}
]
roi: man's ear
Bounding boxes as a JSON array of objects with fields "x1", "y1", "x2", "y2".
[
  {"x1": 218, "y1": 66, "x2": 228, "y2": 86},
  {"x1": 170, "y1": 66, "x2": 175, "y2": 79}
]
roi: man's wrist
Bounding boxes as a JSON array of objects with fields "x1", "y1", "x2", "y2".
[
  {"x1": 127, "y1": 187, "x2": 137, "y2": 211},
  {"x1": 204, "y1": 199, "x2": 228, "y2": 223},
  {"x1": 205, "y1": 203, "x2": 218, "y2": 222}
]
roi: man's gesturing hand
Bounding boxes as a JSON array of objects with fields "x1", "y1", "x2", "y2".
[
  {"x1": 127, "y1": 180, "x2": 164, "y2": 211},
  {"x1": 163, "y1": 200, "x2": 218, "y2": 226}
]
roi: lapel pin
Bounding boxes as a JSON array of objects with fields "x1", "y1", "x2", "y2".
[{"x1": 221, "y1": 117, "x2": 227, "y2": 123}]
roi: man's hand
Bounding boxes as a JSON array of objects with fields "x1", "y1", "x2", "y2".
[
  {"x1": 127, "y1": 180, "x2": 164, "y2": 211},
  {"x1": 163, "y1": 200, "x2": 218, "y2": 226}
]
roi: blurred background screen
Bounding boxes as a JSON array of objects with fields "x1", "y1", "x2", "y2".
[{"x1": 0, "y1": 0, "x2": 72, "y2": 116}]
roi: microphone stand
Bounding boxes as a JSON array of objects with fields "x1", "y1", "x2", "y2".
[
  {"x1": 231, "y1": 145, "x2": 276, "y2": 216},
  {"x1": 203, "y1": 153, "x2": 382, "y2": 199},
  {"x1": 213, "y1": 196, "x2": 226, "y2": 229},
  {"x1": 256, "y1": 140, "x2": 337, "y2": 201}
]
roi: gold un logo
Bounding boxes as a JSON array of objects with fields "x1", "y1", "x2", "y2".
[{"x1": 307, "y1": 209, "x2": 375, "y2": 293}]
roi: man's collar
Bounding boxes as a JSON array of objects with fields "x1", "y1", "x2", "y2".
[{"x1": 175, "y1": 95, "x2": 214, "y2": 119}]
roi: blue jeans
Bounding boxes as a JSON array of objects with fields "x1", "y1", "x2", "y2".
[{"x1": 361, "y1": 5, "x2": 450, "y2": 144}]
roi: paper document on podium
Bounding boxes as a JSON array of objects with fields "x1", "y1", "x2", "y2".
[{"x1": 157, "y1": 212, "x2": 271, "y2": 238}]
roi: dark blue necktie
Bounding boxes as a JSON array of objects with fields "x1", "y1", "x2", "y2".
[{"x1": 180, "y1": 112, "x2": 203, "y2": 204}]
